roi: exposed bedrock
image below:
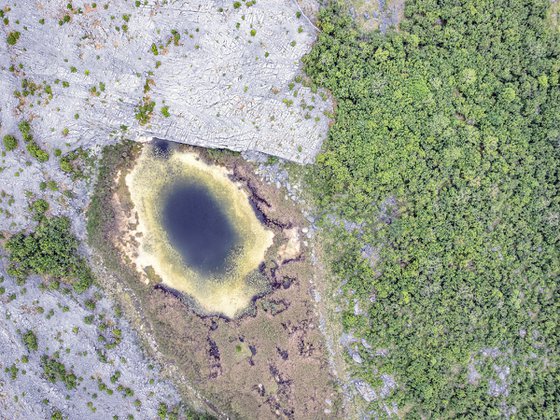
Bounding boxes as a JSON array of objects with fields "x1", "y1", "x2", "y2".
[
  {"x1": 0, "y1": 0, "x2": 331, "y2": 162},
  {"x1": 0, "y1": 0, "x2": 331, "y2": 232}
]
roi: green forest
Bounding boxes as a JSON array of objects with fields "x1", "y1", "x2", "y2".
[{"x1": 304, "y1": 0, "x2": 559, "y2": 417}]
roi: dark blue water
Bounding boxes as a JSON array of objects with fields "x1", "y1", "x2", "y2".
[
  {"x1": 162, "y1": 182, "x2": 239, "y2": 275},
  {"x1": 152, "y1": 138, "x2": 172, "y2": 159}
]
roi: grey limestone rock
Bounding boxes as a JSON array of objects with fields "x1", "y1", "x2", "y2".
[{"x1": 0, "y1": 0, "x2": 331, "y2": 232}]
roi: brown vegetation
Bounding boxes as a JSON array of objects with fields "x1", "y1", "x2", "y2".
[{"x1": 87, "y1": 142, "x2": 341, "y2": 418}]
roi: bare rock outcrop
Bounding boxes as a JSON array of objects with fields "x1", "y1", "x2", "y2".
[{"x1": 0, "y1": 0, "x2": 331, "y2": 231}]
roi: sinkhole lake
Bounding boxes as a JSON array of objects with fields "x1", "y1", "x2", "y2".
[
  {"x1": 124, "y1": 144, "x2": 274, "y2": 317},
  {"x1": 162, "y1": 182, "x2": 239, "y2": 275}
]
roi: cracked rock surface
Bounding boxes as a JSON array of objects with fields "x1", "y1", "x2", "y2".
[
  {"x1": 0, "y1": 256, "x2": 182, "y2": 419},
  {"x1": 0, "y1": 0, "x2": 331, "y2": 232}
]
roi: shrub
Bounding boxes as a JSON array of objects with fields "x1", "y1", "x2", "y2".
[
  {"x1": 41, "y1": 355, "x2": 78, "y2": 389},
  {"x1": 30, "y1": 199, "x2": 49, "y2": 220},
  {"x1": 23, "y1": 330, "x2": 38, "y2": 351},
  {"x1": 26, "y1": 141, "x2": 49, "y2": 162},
  {"x1": 59, "y1": 148, "x2": 88, "y2": 178},
  {"x1": 2, "y1": 134, "x2": 17, "y2": 151},
  {"x1": 5, "y1": 217, "x2": 93, "y2": 292},
  {"x1": 60, "y1": 158, "x2": 73, "y2": 172},
  {"x1": 6, "y1": 31, "x2": 20, "y2": 46},
  {"x1": 18, "y1": 120, "x2": 32, "y2": 142}
]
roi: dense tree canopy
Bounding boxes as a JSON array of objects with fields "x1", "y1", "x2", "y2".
[{"x1": 305, "y1": 0, "x2": 559, "y2": 417}]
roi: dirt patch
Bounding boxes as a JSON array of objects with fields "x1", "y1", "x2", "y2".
[
  {"x1": 277, "y1": 228, "x2": 301, "y2": 263},
  {"x1": 349, "y1": 0, "x2": 405, "y2": 33},
  {"x1": 549, "y1": 0, "x2": 560, "y2": 31},
  {"x1": 87, "y1": 142, "x2": 342, "y2": 418}
]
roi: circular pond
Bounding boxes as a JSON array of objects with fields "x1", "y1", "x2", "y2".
[{"x1": 124, "y1": 142, "x2": 273, "y2": 318}]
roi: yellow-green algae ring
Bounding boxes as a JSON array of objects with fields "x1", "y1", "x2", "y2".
[{"x1": 125, "y1": 144, "x2": 273, "y2": 318}]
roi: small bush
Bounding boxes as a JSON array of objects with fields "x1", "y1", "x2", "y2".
[
  {"x1": 135, "y1": 99, "x2": 155, "y2": 125},
  {"x1": 23, "y1": 330, "x2": 38, "y2": 351},
  {"x1": 171, "y1": 29, "x2": 180, "y2": 46},
  {"x1": 2, "y1": 134, "x2": 17, "y2": 151},
  {"x1": 51, "y1": 411, "x2": 63, "y2": 420},
  {"x1": 7, "y1": 31, "x2": 20, "y2": 46},
  {"x1": 110, "y1": 370, "x2": 121, "y2": 383},
  {"x1": 18, "y1": 120, "x2": 32, "y2": 142},
  {"x1": 27, "y1": 141, "x2": 49, "y2": 162},
  {"x1": 5, "y1": 363, "x2": 18, "y2": 380}
]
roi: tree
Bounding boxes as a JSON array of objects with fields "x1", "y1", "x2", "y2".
[{"x1": 304, "y1": 0, "x2": 560, "y2": 416}]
